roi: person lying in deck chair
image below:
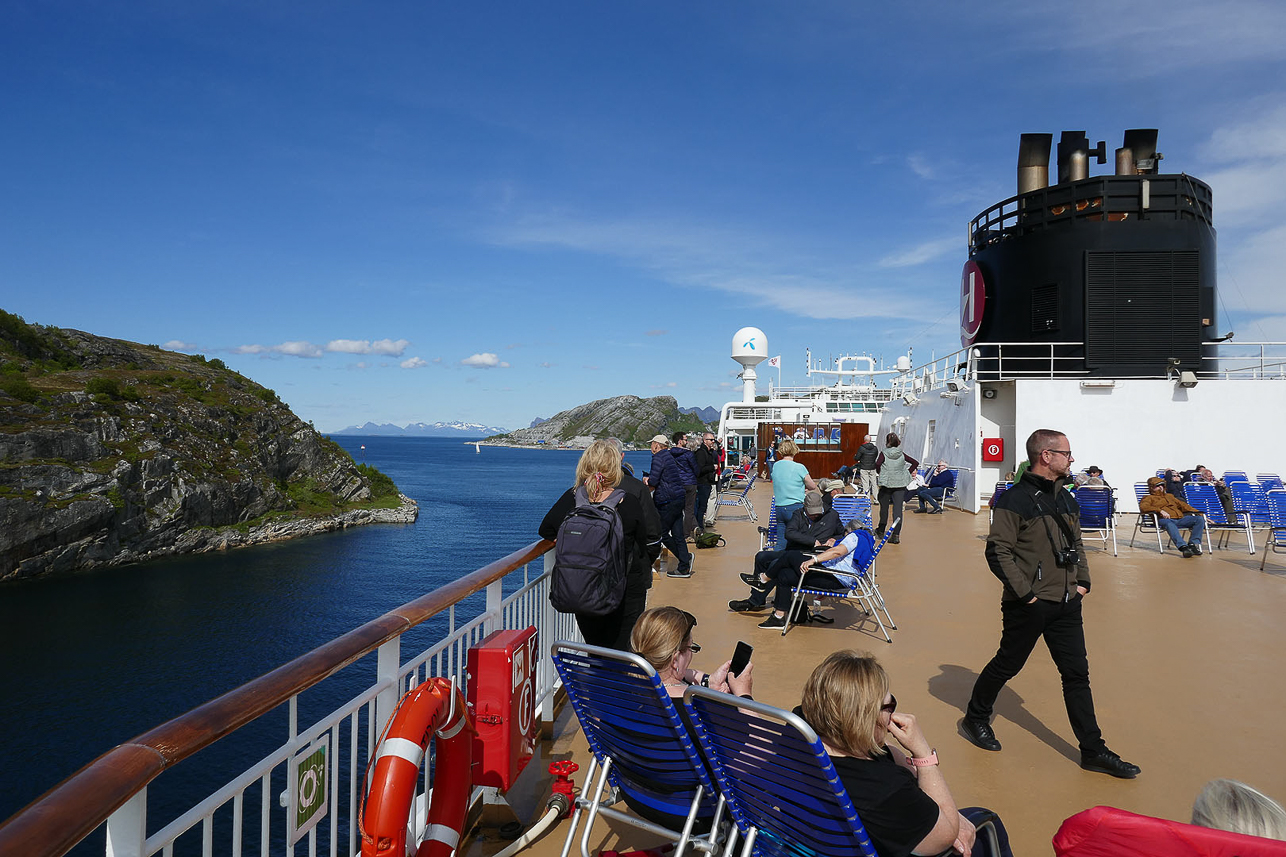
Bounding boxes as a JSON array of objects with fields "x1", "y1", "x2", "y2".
[{"x1": 729, "y1": 519, "x2": 874, "y2": 630}]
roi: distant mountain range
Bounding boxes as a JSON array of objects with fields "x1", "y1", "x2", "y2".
[
  {"x1": 680, "y1": 405, "x2": 720, "y2": 423},
  {"x1": 331, "y1": 421, "x2": 507, "y2": 437}
]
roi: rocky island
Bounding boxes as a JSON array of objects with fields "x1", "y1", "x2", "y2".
[
  {"x1": 485, "y1": 394, "x2": 712, "y2": 449},
  {"x1": 0, "y1": 311, "x2": 416, "y2": 584}
]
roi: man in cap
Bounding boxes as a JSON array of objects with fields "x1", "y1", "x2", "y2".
[
  {"x1": 645, "y1": 434, "x2": 692, "y2": 577},
  {"x1": 1139, "y1": 475, "x2": 1206, "y2": 557}
]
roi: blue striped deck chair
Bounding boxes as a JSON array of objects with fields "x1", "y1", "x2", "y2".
[
  {"x1": 550, "y1": 642, "x2": 728, "y2": 857},
  {"x1": 782, "y1": 521, "x2": 898, "y2": 642},
  {"x1": 830, "y1": 495, "x2": 873, "y2": 528},
  {"x1": 714, "y1": 473, "x2": 757, "y2": 523},
  {"x1": 941, "y1": 468, "x2": 961, "y2": 508},
  {"x1": 1223, "y1": 470, "x2": 1249, "y2": 484},
  {"x1": 988, "y1": 481, "x2": 1012, "y2": 525},
  {"x1": 1258, "y1": 473, "x2": 1283, "y2": 493},
  {"x1": 757, "y1": 499, "x2": 778, "y2": 550},
  {"x1": 1260, "y1": 489, "x2": 1286, "y2": 571},
  {"x1": 1074, "y1": 486, "x2": 1117, "y2": 556},
  {"x1": 682, "y1": 688, "x2": 1003, "y2": 857},
  {"x1": 1230, "y1": 480, "x2": 1272, "y2": 533},
  {"x1": 1185, "y1": 482, "x2": 1251, "y2": 553},
  {"x1": 1130, "y1": 482, "x2": 1166, "y2": 552}
]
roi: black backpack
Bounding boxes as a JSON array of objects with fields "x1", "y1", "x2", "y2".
[{"x1": 549, "y1": 487, "x2": 628, "y2": 616}]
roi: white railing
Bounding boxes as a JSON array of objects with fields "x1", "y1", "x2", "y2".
[{"x1": 0, "y1": 543, "x2": 572, "y2": 857}]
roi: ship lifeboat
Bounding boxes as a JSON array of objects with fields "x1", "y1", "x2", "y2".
[{"x1": 361, "y1": 678, "x2": 475, "y2": 857}]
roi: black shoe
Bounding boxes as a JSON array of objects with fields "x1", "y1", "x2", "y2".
[
  {"x1": 1179, "y1": 545, "x2": 1194, "y2": 558},
  {"x1": 729, "y1": 599, "x2": 767, "y2": 613},
  {"x1": 889, "y1": 535, "x2": 900, "y2": 544},
  {"x1": 930, "y1": 508, "x2": 943, "y2": 514},
  {"x1": 875, "y1": 528, "x2": 884, "y2": 538},
  {"x1": 667, "y1": 567, "x2": 692, "y2": 578},
  {"x1": 913, "y1": 508, "x2": 928, "y2": 514},
  {"x1": 739, "y1": 572, "x2": 771, "y2": 589},
  {"x1": 1081, "y1": 750, "x2": 1141, "y2": 779},
  {"x1": 959, "y1": 718, "x2": 1002, "y2": 751},
  {"x1": 757, "y1": 613, "x2": 787, "y2": 629},
  {"x1": 1191, "y1": 542, "x2": 1203, "y2": 556}
]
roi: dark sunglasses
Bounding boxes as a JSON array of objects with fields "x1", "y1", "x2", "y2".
[
  {"x1": 685, "y1": 642, "x2": 702, "y2": 653},
  {"x1": 881, "y1": 694, "x2": 897, "y2": 715}
]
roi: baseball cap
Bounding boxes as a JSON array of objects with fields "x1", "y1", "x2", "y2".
[{"x1": 649, "y1": 434, "x2": 670, "y2": 446}]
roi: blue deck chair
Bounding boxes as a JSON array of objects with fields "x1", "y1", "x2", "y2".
[
  {"x1": 1074, "y1": 486, "x2": 1117, "y2": 556},
  {"x1": 988, "y1": 481, "x2": 1012, "y2": 525},
  {"x1": 830, "y1": 495, "x2": 873, "y2": 528},
  {"x1": 757, "y1": 500, "x2": 778, "y2": 550},
  {"x1": 781, "y1": 520, "x2": 898, "y2": 642},
  {"x1": 1223, "y1": 470, "x2": 1249, "y2": 485},
  {"x1": 1184, "y1": 482, "x2": 1251, "y2": 553},
  {"x1": 714, "y1": 473, "x2": 757, "y2": 523},
  {"x1": 1257, "y1": 473, "x2": 1283, "y2": 492},
  {"x1": 1260, "y1": 490, "x2": 1286, "y2": 571},
  {"x1": 1230, "y1": 480, "x2": 1272, "y2": 536},
  {"x1": 1130, "y1": 482, "x2": 1166, "y2": 552},
  {"x1": 940, "y1": 468, "x2": 961, "y2": 508},
  {"x1": 682, "y1": 688, "x2": 1002, "y2": 857},
  {"x1": 550, "y1": 642, "x2": 728, "y2": 857}
]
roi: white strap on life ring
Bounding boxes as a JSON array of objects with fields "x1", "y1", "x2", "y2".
[
  {"x1": 424, "y1": 823, "x2": 460, "y2": 848},
  {"x1": 376, "y1": 736, "x2": 426, "y2": 768}
]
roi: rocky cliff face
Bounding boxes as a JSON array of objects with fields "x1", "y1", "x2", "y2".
[
  {"x1": 490, "y1": 395, "x2": 708, "y2": 447},
  {"x1": 0, "y1": 313, "x2": 415, "y2": 583}
]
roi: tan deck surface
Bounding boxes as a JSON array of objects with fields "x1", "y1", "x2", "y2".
[{"x1": 472, "y1": 481, "x2": 1286, "y2": 857}]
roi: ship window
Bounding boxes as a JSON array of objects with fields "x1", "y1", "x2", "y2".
[{"x1": 1031, "y1": 284, "x2": 1058, "y2": 333}]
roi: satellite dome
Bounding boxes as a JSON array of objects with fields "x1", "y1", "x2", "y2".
[{"x1": 731, "y1": 327, "x2": 768, "y2": 367}]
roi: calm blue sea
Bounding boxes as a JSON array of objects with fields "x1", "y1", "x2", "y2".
[{"x1": 0, "y1": 437, "x2": 653, "y2": 841}]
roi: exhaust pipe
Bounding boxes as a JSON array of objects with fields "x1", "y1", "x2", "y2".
[
  {"x1": 1017, "y1": 133, "x2": 1053, "y2": 195},
  {"x1": 1123, "y1": 128, "x2": 1161, "y2": 174}
]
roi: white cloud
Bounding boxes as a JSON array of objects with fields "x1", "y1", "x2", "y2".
[
  {"x1": 163, "y1": 340, "x2": 199, "y2": 352},
  {"x1": 461, "y1": 352, "x2": 510, "y2": 368},
  {"x1": 401, "y1": 357, "x2": 429, "y2": 369},
  {"x1": 326, "y1": 338, "x2": 410, "y2": 356},
  {"x1": 878, "y1": 236, "x2": 958, "y2": 268},
  {"x1": 907, "y1": 154, "x2": 934, "y2": 180},
  {"x1": 232, "y1": 341, "x2": 323, "y2": 358}
]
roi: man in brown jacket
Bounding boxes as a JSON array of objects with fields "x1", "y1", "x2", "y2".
[{"x1": 1139, "y1": 475, "x2": 1206, "y2": 557}]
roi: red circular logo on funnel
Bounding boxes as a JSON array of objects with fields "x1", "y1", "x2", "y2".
[{"x1": 960, "y1": 260, "x2": 986, "y2": 346}]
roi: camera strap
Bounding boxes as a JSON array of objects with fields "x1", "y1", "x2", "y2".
[{"x1": 1029, "y1": 485, "x2": 1078, "y2": 550}]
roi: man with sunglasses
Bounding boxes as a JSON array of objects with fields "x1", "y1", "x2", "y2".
[{"x1": 960, "y1": 429, "x2": 1141, "y2": 779}]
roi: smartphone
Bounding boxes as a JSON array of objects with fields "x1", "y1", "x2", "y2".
[{"x1": 729, "y1": 641, "x2": 753, "y2": 677}]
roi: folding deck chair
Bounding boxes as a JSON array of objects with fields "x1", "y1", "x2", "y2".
[
  {"x1": 941, "y1": 468, "x2": 961, "y2": 508},
  {"x1": 1230, "y1": 480, "x2": 1272, "y2": 537},
  {"x1": 829, "y1": 495, "x2": 873, "y2": 528},
  {"x1": 1261, "y1": 489, "x2": 1286, "y2": 571},
  {"x1": 757, "y1": 500, "x2": 778, "y2": 550},
  {"x1": 1130, "y1": 482, "x2": 1166, "y2": 552},
  {"x1": 682, "y1": 687, "x2": 1003, "y2": 857},
  {"x1": 1074, "y1": 486, "x2": 1117, "y2": 556},
  {"x1": 1258, "y1": 473, "x2": 1284, "y2": 492},
  {"x1": 781, "y1": 520, "x2": 898, "y2": 642},
  {"x1": 1185, "y1": 481, "x2": 1253, "y2": 553},
  {"x1": 549, "y1": 642, "x2": 728, "y2": 857},
  {"x1": 714, "y1": 473, "x2": 757, "y2": 523},
  {"x1": 988, "y1": 481, "x2": 1012, "y2": 525}
]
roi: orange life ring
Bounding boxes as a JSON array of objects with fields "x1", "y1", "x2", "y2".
[{"x1": 361, "y1": 678, "x2": 475, "y2": 857}]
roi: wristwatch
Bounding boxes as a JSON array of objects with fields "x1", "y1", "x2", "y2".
[{"x1": 909, "y1": 750, "x2": 939, "y2": 767}]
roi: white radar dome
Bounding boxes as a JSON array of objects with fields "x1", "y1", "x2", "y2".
[{"x1": 731, "y1": 327, "x2": 768, "y2": 368}]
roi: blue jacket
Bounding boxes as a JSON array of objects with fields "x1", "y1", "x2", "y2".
[
  {"x1": 928, "y1": 469, "x2": 956, "y2": 490},
  {"x1": 669, "y1": 447, "x2": 698, "y2": 486},
  {"x1": 649, "y1": 450, "x2": 686, "y2": 504}
]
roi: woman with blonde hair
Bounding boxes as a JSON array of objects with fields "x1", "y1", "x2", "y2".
[
  {"x1": 1192, "y1": 778, "x2": 1286, "y2": 840},
  {"x1": 771, "y1": 436, "x2": 818, "y2": 550},
  {"x1": 630, "y1": 606, "x2": 752, "y2": 699},
  {"x1": 539, "y1": 440, "x2": 653, "y2": 648},
  {"x1": 799, "y1": 651, "x2": 1010, "y2": 857}
]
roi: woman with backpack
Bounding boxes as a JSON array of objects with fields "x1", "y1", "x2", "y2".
[{"x1": 539, "y1": 440, "x2": 655, "y2": 650}]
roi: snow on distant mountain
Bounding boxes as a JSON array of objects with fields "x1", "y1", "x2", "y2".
[{"x1": 332, "y1": 421, "x2": 506, "y2": 437}]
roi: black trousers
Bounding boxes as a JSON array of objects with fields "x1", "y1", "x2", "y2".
[
  {"x1": 657, "y1": 499, "x2": 691, "y2": 571},
  {"x1": 877, "y1": 486, "x2": 906, "y2": 536},
  {"x1": 966, "y1": 596, "x2": 1106, "y2": 754},
  {"x1": 748, "y1": 549, "x2": 811, "y2": 611}
]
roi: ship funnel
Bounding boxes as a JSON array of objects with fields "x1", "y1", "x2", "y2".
[
  {"x1": 1057, "y1": 131, "x2": 1107, "y2": 184},
  {"x1": 1017, "y1": 133, "x2": 1053, "y2": 194},
  {"x1": 731, "y1": 327, "x2": 768, "y2": 404},
  {"x1": 1122, "y1": 128, "x2": 1162, "y2": 174}
]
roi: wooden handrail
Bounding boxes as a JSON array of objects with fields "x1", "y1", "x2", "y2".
[{"x1": 0, "y1": 539, "x2": 554, "y2": 857}]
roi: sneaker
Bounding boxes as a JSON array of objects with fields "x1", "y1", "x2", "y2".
[
  {"x1": 729, "y1": 599, "x2": 767, "y2": 613},
  {"x1": 1080, "y1": 749, "x2": 1141, "y2": 779},
  {"x1": 667, "y1": 567, "x2": 692, "y2": 578},
  {"x1": 958, "y1": 718, "x2": 1002, "y2": 751},
  {"x1": 929, "y1": 508, "x2": 944, "y2": 514},
  {"x1": 913, "y1": 508, "x2": 929, "y2": 514},
  {"x1": 739, "y1": 572, "x2": 771, "y2": 589},
  {"x1": 1179, "y1": 545, "x2": 1194, "y2": 558},
  {"x1": 757, "y1": 613, "x2": 787, "y2": 629},
  {"x1": 1191, "y1": 542, "x2": 1203, "y2": 556}
]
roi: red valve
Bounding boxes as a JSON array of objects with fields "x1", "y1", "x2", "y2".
[{"x1": 548, "y1": 760, "x2": 579, "y2": 816}]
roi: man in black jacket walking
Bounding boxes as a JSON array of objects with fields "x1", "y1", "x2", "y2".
[
  {"x1": 960, "y1": 428, "x2": 1141, "y2": 779},
  {"x1": 694, "y1": 432, "x2": 718, "y2": 530}
]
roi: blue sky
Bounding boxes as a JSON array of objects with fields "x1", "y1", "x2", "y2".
[{"x1": 3, "y1": 2, "x2": 1284, "y2": 432}]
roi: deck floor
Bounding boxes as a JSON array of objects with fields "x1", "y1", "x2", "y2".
[{"x1": 471, "y1": 481, "x2": 1286, "y2": 857}]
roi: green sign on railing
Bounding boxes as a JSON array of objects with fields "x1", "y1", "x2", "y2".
[{"x1": 290, "y1": 734, "x2": 329, "y2": 844}]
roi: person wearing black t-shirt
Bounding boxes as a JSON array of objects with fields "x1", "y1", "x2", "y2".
[{"x1": 799, "y1": 652, "x2": 1012, "y2": 857}]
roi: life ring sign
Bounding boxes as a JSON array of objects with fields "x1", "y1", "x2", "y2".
[
  {"x1": 961, "y1": 260, "x2": 986, "y2": 346},
  {"x1": 361, "y1": 679, "x2": 475, "y2": 857}
]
